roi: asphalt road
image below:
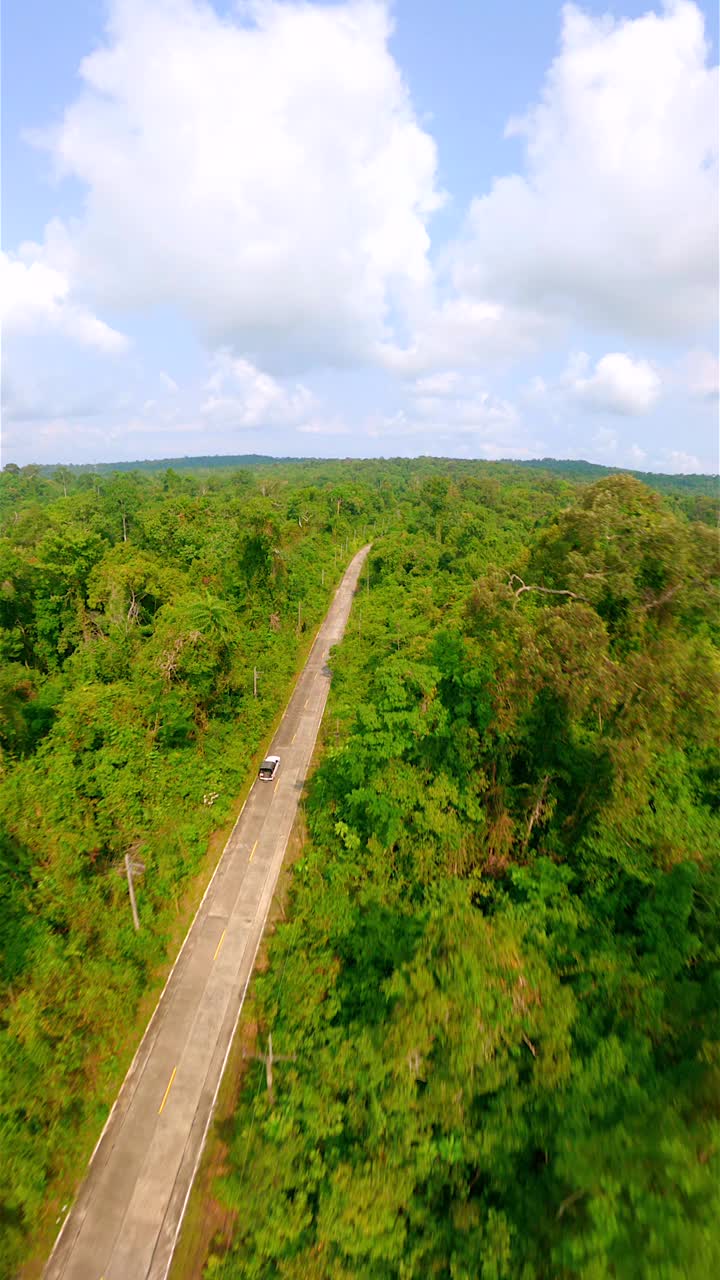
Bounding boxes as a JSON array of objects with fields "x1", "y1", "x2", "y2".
[{"x1": 44, "y1": 545, "x2": 370, "y2": 1280}]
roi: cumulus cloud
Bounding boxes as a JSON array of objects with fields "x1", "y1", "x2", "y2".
[
  {"x1": 567, "y1": 352, "x2": 662, "y2": 415},
  {"x1": 627, "y1": 443, "x2": 648, "y2": 466},
  {"x1": 6, "y1": 0, "x2": 716, "y2": 467},
  {"x1": 27, "y1": 0, "x2": 441, "y2": 371},
  {"x1": 587, "y1": 428, "x2": 657, "y2": 467},
  {"x1": 362, "y1": 372, "x2": 542, "y2": 456},
  {"x1": 664, "y1": 449, "x2": 702, "y2": 473},
  {"x1": 449, "y1": 2, "x2": 718, "y2": 341},
  {"x1": 522, "y1": 350, "x2": 663, "y2": 416},
  {"x1": 410, "y1": 373, "x2": 520, "y2": 435},
  {"x1": 200, "y1": 352, "x2": 316, "y2": 427},
  {"x1": 0, "y1": 251, "x2": 129, "y2": 352},
  {"x1": 376, "y1": 297, "x2": 553, "y2": 375}
]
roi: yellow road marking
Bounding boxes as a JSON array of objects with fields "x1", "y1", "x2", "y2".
[
  {"x1": 250, "y1": 840, "x2": 258, "y2": 862},
  {"x1": 291, "y1": 731, "x2": 296, "y2": 744},
  {"x1": 158, "y1": 1066, "x2": 177, "y2": 1115},
  {"x1": 213, "y1": 929, "x2": 226, "y2": 962},
  {"x1": 274, "y1": 779, "x2": 279, "y2": 794},
  {"x1": 304, "y1": 698, "x2": 308, "y2": 709}
]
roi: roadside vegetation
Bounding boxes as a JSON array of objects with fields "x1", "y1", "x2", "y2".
[
  {"x1": 0, "y1": 458, "x2": 717, "y2": 1277},
  {"x1": 0, "y1": 461, "x2": 372, "y2": 1274},
  {"x1": 203, "y1": 468, "x2": 719, "y2": 1278}
]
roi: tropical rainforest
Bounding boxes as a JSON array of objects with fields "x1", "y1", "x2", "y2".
[{"x1": 0, "y1": 457, "x2": 718, "y2": 1279}]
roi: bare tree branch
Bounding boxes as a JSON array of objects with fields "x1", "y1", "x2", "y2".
[
  {"x1": 641, "y1": 583, "x2": 685, "y2": 611},
  {"x1": 557, "y1": 1188, "x2": 588, "y2": 1219},
  {"x1": 522, "y1": 774, "x2": 550, "y2": 855},
  {"x1": 244, "y1": 1032, "x2": 296, "y2": 1106},
  {"x1": 508, "y1": 574, "x2": 588, "y2": 603},
  {"x1": 127, "y1": 590, "x2": 141, "y2": 623}
]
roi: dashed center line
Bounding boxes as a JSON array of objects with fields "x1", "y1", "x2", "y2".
[
  {"x1": 249, "y1": 840, "x2": 258, "y2": 863},
  {"x1": 213, "y1": 929, "x2": 226, "y2": 962},
  {"x1": 158, "y1": 1066, "x2": 177, "y2": 1116}
]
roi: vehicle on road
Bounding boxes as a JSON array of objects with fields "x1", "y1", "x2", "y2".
[{"x1": 259, "y1": 755, "x2": 280, "y2": 781}]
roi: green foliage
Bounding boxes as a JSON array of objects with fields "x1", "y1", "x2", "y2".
[
  {"x1": 1, "y1": 460, "x2": 717, "y2": 1277},
  {"x1": 0, "y1": 462, "x2": 378, "y2": 1273},
  {"x1": 211, "y1": 471, "x2": 719, "y2": 1280}
]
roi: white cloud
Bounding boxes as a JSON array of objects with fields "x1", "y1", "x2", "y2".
[
  {"x1": 665, "y1": 449, "x2": 702, "y2": 473},
  {"x1": 0, "y1": 251, "x2": 129, "y2": 353},
  {"x1": 27, "y1": 0, "x2": 441, "y2": 371},
  {"x1": 627, "y1": 443, "x2": 648, "y2": 465},
  {"x1": 522, "y1": 350, "x2": 663, "y2": 416},
  {"x1": 360, "y1": 374, "x2": 542, "y2": 457},
  {"x1": 449, "y1": 2, "x2": 718, "y2": 341},
  {"x1": 410, "y1": 375, "x2": 520, "y2": 436},
  {"x1": 568, "y1": 352, "x2": 662, "y2": 415},
  {"x1": 5, "y1": 0, "x2": 716, "y2": 469},
  {"x1": 200, "y1": 352, "x2": 316, "y2": 427},
  {"x1": 587, "y1": 429, "x2": 658, "y2": 468},
  {"x1": 376, "y1": 297, "x2": 552, "y2": 375}
]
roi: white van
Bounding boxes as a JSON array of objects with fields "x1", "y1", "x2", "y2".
[{"x1": 258, "y1": 755, "x2": 280, "y2": 782}]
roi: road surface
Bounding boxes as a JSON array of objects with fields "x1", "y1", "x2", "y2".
[{"x1": 45, "y1": 545, "x2": 370, "y2": 1280}]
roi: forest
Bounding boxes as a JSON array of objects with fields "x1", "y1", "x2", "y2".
[{"x1": 0, "y1": 457, "x2": 718, "y2": 1278}]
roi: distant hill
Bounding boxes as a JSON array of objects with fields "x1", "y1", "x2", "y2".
[
  {"x1": 511, "y1": 457, "x2": 718, "y2": 495},
  {"x1": 36, "y1": 453, "x2": 287, "y2": 474},
  {"x1": 26, "y1": 452, "x2": 718, "y2": 497}
]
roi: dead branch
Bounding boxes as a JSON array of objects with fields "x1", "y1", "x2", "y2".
[
  {"x1": 522, "y1": 774, "x2": 550, "y2": 855},
  {"x1": 244, "y1": 1032, "x2": 296, "y2": 1106},
  {"x1": 557, "y1": 1188, "x2": 588, "y2": 1219},
  {"x1": 508, "y1": 574, "x2": 588, "y2": 603},
  {"x1": 641, "y1": 583, "x2": 685, "y2": 611},
  {"x1": 158, "y1": 629, "x2": 203, "y2": 680}
]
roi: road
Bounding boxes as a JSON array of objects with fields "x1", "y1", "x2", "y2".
[{"x1": 45, "y1": 545, "x2": 370, "y2": 1280}]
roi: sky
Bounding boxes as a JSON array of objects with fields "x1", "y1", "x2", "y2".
[{"x1": 1, "y1": 0, "x2": 718, "y2": 472}]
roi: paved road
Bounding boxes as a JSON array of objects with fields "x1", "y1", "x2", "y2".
[{"x1": 45, "y1": 546, "x2": 370, "y2": 1280}]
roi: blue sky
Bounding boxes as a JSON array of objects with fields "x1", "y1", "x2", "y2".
[{"x1": 2, "y1": 0, "x2": 718, "y2": 470}]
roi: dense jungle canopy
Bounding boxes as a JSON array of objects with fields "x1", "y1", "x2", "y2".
[{"x1": 0, "y1": 457, "x2": 717, "y2": 1278}]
